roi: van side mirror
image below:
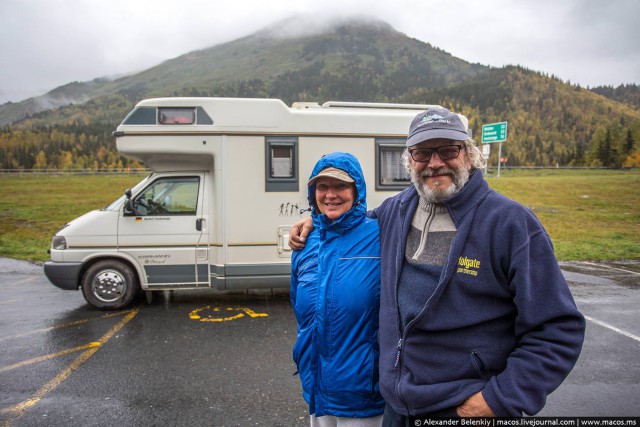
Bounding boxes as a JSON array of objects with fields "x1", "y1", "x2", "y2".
[{"x1": 124, "y1": 189, "x2": 137, "y2": 216}]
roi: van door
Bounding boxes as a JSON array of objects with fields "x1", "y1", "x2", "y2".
[
  {"x1": 195, "y1": 173, "x2": 210, "y2": 286},
  {"x1": 118, "y1": 173, "x2": 205, "y2": 286}
]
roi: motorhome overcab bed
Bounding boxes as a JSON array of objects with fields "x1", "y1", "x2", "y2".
[{"x1": 44, "y1": 97, "x2": 442, "y2": 309}]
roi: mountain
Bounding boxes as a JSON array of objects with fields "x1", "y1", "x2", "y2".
[
  {"x1": 0, "y1": 80, "x2": 103, "y2": 128},
  {"x1": 0, "y1": 17, "x2": 486, "y2": 127},
  {"x1": 1, "y1": 16, "x2": 639, "y2": 169}
]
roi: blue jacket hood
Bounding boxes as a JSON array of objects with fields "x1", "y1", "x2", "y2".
[{"x1": 307, "y1": 152, "x2": 367, "y2": 223}]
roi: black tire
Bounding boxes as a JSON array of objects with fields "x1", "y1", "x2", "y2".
[{"x1": 81, "y1": 260, "x2": 140, "y2": 310}]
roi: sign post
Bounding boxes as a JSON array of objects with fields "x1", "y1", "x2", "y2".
[
  {"x1": 481, "y1": 122, "x2": 508, "y2": 177},
  {"x1": 482, "y1": 144, "x2": 491, "y2": 175}
]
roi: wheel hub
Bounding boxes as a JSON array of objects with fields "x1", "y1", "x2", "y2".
[{"x1": 92, "y1": 269, "x2": 126, "y2": 302}]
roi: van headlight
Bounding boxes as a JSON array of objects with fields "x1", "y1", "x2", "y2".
[{"x1": 52, "y1": 236, "x2": 67, "y2": 250}]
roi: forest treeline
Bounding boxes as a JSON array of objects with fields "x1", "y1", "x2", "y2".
[
  {"x1": 590, "y1": 84, "x2": 640, "y2": 110},
  {"x1": 0, "y1": 122, "x2": 143, "y2": 170},
  {"x1": 420, "y1": 68, "x2": 640, "y2": 168},
  {"x1": 1, "y1": 80, "x2": 639, "y2": 170}
]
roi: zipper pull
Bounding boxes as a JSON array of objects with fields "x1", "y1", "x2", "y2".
[{"x1": 394, "y1": 338, "x2": 402, "y2": 368}]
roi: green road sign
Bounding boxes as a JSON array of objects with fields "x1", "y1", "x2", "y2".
[{"x1": 482, "y1": 122, "x2": 508, "y2": 143}]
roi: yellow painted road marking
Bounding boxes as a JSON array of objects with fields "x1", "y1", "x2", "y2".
[
  {"x1": 241, "y1": 307, "x2": 269, "y2": 318},
  {"x1": 0, "y1": 309, "x2": 135, "y2": 343},
  {"x1": 189, "y1": 306, "x2": 268, "y2": 322},
  {"x1": 0, "y1": 342, "x2": 100, "y2": 373},
  {"x1": 0, "y1": 308, "x2": 139, "y2": 426}
]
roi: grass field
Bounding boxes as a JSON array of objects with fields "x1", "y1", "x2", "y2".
[{"x1": 0, "y1": 169, "x2": 638, "y2": 263}]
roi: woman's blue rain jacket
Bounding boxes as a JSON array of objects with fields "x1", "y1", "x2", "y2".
[{"x1": 290, "y1": 152, "x2": 384, "y2": 418}]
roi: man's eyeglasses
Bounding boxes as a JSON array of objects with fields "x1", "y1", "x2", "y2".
[{"x1": 408, "y1": 145, "x2": 464, "y2": 163}]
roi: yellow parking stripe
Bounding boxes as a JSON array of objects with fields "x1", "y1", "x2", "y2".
[
  {"x1": 0, "y1": 342, "x2": 101, "y2": 373},
  {"x1": 0, "y1": 308, "x2": 139, "y2": 425},
  {"x1": 0, "y1": 309, "x2": 135, "y2": 343}
]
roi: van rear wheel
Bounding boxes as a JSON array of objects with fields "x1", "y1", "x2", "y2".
[{"x1": 82, "y1": 260, "x2": 140, "y2": 310}]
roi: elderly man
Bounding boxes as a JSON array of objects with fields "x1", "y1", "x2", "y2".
[{"x1": 290, "y1": 107, "x2": 585, "y2": 421}]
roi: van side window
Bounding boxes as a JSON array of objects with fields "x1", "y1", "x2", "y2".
[
  {"x1": 376, "y1": 139, "x2": 410, "y2": 191},
  {"x1": 265, "y1": 137, "x2": 298, "y2": 192},
  {"x1": 196, "y1": 107, "x2": 214, "y2": 125},
  {"x1": 121, "y1": 106, "x2": 213, "y2": 125},
  {"x1": 133, "y1": 177, "x2": 200, "y2": 216},
  {"x1": 158, "y1": 108, "x2": 196, "y2": 125},
  {"x1": 122, "y1": 107, "x2": 157, "y2": 125}
]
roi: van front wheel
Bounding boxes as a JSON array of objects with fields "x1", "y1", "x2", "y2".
[{"x1": 82, "y1": 260, "x2": 140, "y2": 310}]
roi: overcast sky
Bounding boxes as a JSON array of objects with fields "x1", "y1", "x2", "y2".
[{"x1": 1, "y1": 0, "x2": 639, "y2": 105}]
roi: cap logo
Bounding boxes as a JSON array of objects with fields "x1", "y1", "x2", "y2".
[
  {"x1": 406, "y1": 108, "x2": 468, "y2": 147},
  {"x1": 419, "y1": 113, "x2": 452, "y2": 127}
]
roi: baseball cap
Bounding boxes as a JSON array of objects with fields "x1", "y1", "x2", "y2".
[
  {"x1": 406, "y1": 107, "x2": 469, "y2": 147},
  {"x1": 307, "y1": 167, "x2": 355, "y2": 186}
]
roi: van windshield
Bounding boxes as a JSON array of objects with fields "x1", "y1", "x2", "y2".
[{"x1": 103, "y1": 175, "x2": 152, "y2": 211}]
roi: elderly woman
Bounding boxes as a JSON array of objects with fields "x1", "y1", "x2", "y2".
[{"x1": 290, "y1": 152, "x2": 384, "y2": 427}]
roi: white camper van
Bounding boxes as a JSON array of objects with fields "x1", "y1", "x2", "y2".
[{"x1": 44, "y1": 97, "x2": 441, "y2": 309}]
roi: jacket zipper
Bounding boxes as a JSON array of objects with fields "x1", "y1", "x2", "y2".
[
  {"x1": 393, "y1": 197, "x2": 414, "y2": 415},
  {"x1": 394, "y1": 338, "x2": 402, "y2": 368}
]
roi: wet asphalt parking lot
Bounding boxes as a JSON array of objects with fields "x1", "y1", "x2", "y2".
[{"x1": 1, "y1": 258, "x2": 639, "y2": 426}]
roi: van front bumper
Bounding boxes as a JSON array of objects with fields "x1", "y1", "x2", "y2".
[{"x1": 44, "y1": 261, "x2": 82, "y2": 290}]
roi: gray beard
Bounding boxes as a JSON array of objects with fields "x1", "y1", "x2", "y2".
[{"x1": 412, "y1": 166, "x2": 470, "y2": 204}]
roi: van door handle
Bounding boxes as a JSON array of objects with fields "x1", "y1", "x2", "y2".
[{"x1": 196, "y1": 218, "x2": 203, "y2": 231}]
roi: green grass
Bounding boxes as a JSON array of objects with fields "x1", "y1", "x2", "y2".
[
  {"x1": 484, "y1": 168, "x2": 640, "y2": 260},
  {"x1": 0, "y1": 173, "x2": 145, "y2": 263},
  {"x1": 0, "y1": 170, "x2": 638, "y2": 263}
]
